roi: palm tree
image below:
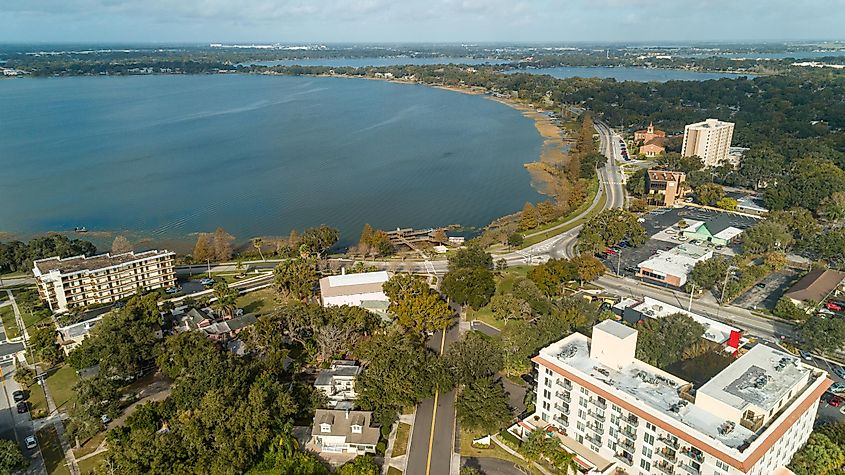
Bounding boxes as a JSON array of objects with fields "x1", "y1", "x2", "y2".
[
  {"x1": 212, "y1": 282, "x2": 239, "y2": 318},
  {"x1": 252, "y1": 238, "x2": 265, "y2": 261}
]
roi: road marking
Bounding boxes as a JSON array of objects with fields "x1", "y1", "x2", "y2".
[{"x1": 424, "y1": 329, "x2": 447, "y2": 475}]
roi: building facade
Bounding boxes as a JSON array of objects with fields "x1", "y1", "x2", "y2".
[
  {"x1": 319, "y1": 271, "x2": 391, "y2": 318},
  {"x1": 33, "y1": 250, "x2": 176, "y2": 313},
  {"x1": 682, "y1": 119, "x2": 735, "y2": 167},
  {"x1": 637, "y1": 244, "x2": 713, "y2": 288},
  {"x1": 635, "y1": 123, "x2": 667, "y2": 158},
  {"x1": 646, "y1": 170, "x2": 686, "y2": 207},
  {"x1": 525, "y1": 321, "x2": 829, "y2": 475}
]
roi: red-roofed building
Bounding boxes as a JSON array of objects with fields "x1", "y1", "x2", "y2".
[{"x1": 635, "y1": 123, "x2": 667, "y2": 157}]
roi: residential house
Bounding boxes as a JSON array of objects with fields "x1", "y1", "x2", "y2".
[
  {"x1": 514, "y1": 320, "x2": 829, "y2": 475},
  {"x1": 680, "y1": 215, "x2": 744, "y2": 246},
  {"x1": 315, "y1": 360, "x2": 362, "y2": 408},
  {"x1": 57, "y1": 315, "x2": 103, "y2": 354},
  {"x1": 319, "y1": 271, "x2": 391, "y2": 319},
  {"x1": 646, "y1": 170, "x2": 686, "y2": 207},
  {"x1": 783, "y1": 268, "x2": 845, "y2": 308},
  {"x1": 309, "y1": 409, "x2": 380, "y2": 455}
]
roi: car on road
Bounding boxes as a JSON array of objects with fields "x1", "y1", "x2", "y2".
[
  {"x1": 165, "y1": 286, "x2": 182, "y2": 294},
  {"x1": 24, "y1": 435, "x2": 37, "y2": 450},
  {"x1": 833, "y1": 366, "x2": 845, "y2": 379},
  {"x1": 101, "y1": 414, "x2": 112, "y2": 425},
  {"x1": 12, "y1": 390, "x2": 26, "y2": 402},
  {"x1": 16, "y1": 402, "x2": 28, "y2": 414},
  {"x1": 799, "y1": 350, "x2": 813, "y2": 361},
  {"x1": 625, "y1": 266, "x2": 638, "y2": 274},
  {"x1": 200, "y1": 278, "x2": 215, "y2": 286},
  {"x1": 755, "y1": 283, "x2": 767, "y2": 289}
]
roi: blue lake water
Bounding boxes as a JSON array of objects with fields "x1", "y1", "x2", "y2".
[
  {"x1": 507, "y1": 66, "x2": 754, "y2": 82},
  {"x1": 684, "y1": 51, "x2": 845, "y2": 60},
  {"x1": 0, "y1": 75, "x2": 542, "y2": 248},
  {"x1": 247, "y1": 57, "x2": 505, "y2": 68}
]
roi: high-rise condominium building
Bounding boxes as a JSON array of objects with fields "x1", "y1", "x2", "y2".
[
  {"x1": 33, "y1": 250, "x2": 176, "y2": 313},
  {"x1": 527, "y1": 320, "x2": 829, "y2": 475},
  {"x1": 682, "y1": 118, "x2": 735, "y2": 167}
]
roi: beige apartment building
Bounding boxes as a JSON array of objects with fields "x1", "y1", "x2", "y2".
[
  {"x1": 682, "y1": 119, "x2": 735, "y2": 167},
  {"x1": 33, "y1": 250, "x2": 176, "y2": 313}
]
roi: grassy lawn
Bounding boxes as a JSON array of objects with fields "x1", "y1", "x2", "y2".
[
  {"x1": 523, "y1": 177, "x2": 599, "y2": 236},
  {"x1": 520, "y1": 190, "x2": 607, "y2": 249},
  {"x1": 0, "y1": 304, "x2": 20, "y2": 339},
  {"x1": 386, "y1": 467, "x2": 402, "y2": 475},
  {"x1": 467, "y1": 306, "x2": 501, "y2": 331},
  {"x1": 391, "y1": 423, "x2": 411, "y2": 457},
  {"x1": 37, "y1": 425, "x2": 71, "y2": 475},
  {"x1": 467, "y1": 266, "x2": 535, "y2": 332},
  {"x1": 459, "y1": 429, "x2": 541, "y2": 475},
  {"x1": 76, "y1": 452, "x2": 108, "y2": 475},
  {"x1": 45, "y1": 365, "x2": 79, "y2": 412},
  {"x1": 28, "y1": 381, "x2": 49, "y2": 418},
  {"x1": 73, "y1": 431, "x2": 106, "y2": 459},
  {"x1": 236, "y1": 288, "x2": 277, "y2": 317}
]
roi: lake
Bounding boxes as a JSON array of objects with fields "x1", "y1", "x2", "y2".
[
  {"x1": 0, "y1": 75, "x2": 542, "y2": 249},
  {"x1": 507, "y1": 66, "x2": 755, "y2": 82},
  {"x1": 246, "y1": 57, "x2": 505, "y2": 68}
]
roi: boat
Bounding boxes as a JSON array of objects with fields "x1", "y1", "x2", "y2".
[{"x1": 74, "y1": 226, "x2": 88, "y2": 233}]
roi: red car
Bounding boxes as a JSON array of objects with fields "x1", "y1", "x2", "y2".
[
  {"x1": 604, "y1": 249, "x2": 617, "y2": 255},
  {"x1": 826, "y1": 302, "x2": 843, "y2": 312},
  {"x1": 831, "y1": 396, "x2": 844, "y2": 408}
]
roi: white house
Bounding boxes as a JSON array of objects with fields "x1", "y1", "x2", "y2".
[
  {"x1": 309, "y1": 409, "x2": 379, "y2": 455},
  {"x1": 315, "y1": 360, "x2": 362, "y2": 408},
  {"x1": 319, "y1": 271, "x2": 391, "y2": 317}
]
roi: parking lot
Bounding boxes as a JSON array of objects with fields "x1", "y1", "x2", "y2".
[
  {"x1": 597, "y1": 239, "x2": 677, "y2": 277},
  {"x1": 640, "y1": 207, "x2": 760, "y2": 238},
  {"x1": 732, "y1": 268, "x2": 801, "y2": 311}
]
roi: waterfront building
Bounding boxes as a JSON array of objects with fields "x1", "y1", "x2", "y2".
[
  {"x1": 319, "y1": 270, "x2": 391, "y2": 318},
  {"x1": 646, "y1": 170, "x2": 686, "y2": 207},
  {"x1": 682, "y1": 119, "x2": 735, "y2": 167},
  {"x1": 33, "y1": 250, "x2": 176, "y2": 314},
  {"x1": 516, "y1": 320, "x2": 829, "y2": 475}
]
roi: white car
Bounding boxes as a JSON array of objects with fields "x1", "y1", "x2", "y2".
[
  {"x1": 25, "y1": 435, "x2": 37, "y2": 450},
  {"x1": 665, "y1": 229, "x2": 676, "y2": 235}
]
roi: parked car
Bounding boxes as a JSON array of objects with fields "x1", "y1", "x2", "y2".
[
  {"x1": 830, "y1": 382, "x2": 845, "y2": 395},
  {"x1": 819, "y1": 308, "x2": 836, "y2": 316},
  {"x1": 715, "y1": 245, "x2": 724, "y2": 250},
  {"x1": 12, "y1": 390, "x2": 25, "y2": 402},
  {"x1": 826, "y1": 302, "x2": 843, "y2": 312},
  {"x1": 200, "y1": 277, "x2": 215, "y2": 286},
  {"x1": 604, "y1": 249, "x2": 617, "y2": 255},
  {"x1": 799, "y1": 350, "x2": 813, "y2": 361},
  {"x1": 16, "y1": 402, "x2": 28, "y2": 414},
  {"x1": 165, "y1": 286, "x2": 182, "y2": 294},
  {"x1": 24, "y1": 435, "x2": 37, "y2": 450},
  {"x1": 822, "y1": 392, "x2": 834, "y2": 403},
  {"x1": 833, "y1": 366, "x2": 845, "y2": 379},
  {"x1": 625, "y1": 266, "x2": 639, "y2": 274},
  {"x1": 755, "y1": 283, "x2": 767, "y2": 289},
  {"x1": 665, "y1": 229, "x2": 676, "y2": 235},
  {"x1": 830, "y1": 395, "x2": 843, "y2": 407},
  {"x1": 101, "y1": 414, "x2": 112, "y2": 425}
]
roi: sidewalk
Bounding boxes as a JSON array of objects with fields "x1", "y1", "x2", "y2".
[{"x1": 383, "y1": 412, "x2": 416, "y2": 474}]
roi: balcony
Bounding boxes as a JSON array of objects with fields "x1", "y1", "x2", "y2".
[
  {"x1": 590, "y1": 398, "x2": 607, "y2": 410},
  {"x1": 658, "y1": 436, "x2": 679, "y2": 450},
  {"x1": 679, "y1": 463, "x2": 700, "y2": 475},
  {"x1": 680, "y1": 447, "x2": 704, "y2": 463},
  {"x1": 618, "y1": 438, "x2": 635, "y2": 452},
  {"x1": 588, "y1": 411, "x2": 606, "y2": 422},
  {"x1": 585, "y1": 423, "x2": 602, "y2": 434},
  {"x1": 553, "y1": 415, "x2": 569, "y2": 427},
  {"x1": 553, "y1": 403, "x2": 569, "y2": 414},
  {"x1": 614, "y1": 452, "x2": 633, "y2": 466},
  {"x1": 585, "y1": 434, "x2": 601, "y2": 446},
  {"x1": 619, "y1": 428, "x2": 637, "y2": 441},
  {"x1": 555, "y1": 391, "x2": 571, "y2": 403},
  {"x1": 623, "y1": 415, "x2": 638, "y2": 427},
  {"x1": 655, "y1": 448, "x2": 677, "y2": 463},
  {"x1": 654, "y1": 461, "x2": 675, "y2": 475}
]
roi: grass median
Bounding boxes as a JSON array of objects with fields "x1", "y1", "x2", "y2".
[
  {"x1": 0, "y1": 305, "x2": 20, "y2": 339},
  {"x1": 391, "y1": 422, "x2": 411, "y2": 457}
]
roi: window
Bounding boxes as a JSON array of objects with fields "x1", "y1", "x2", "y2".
[
  {"x1": 641, "y1": 446, "x2": 652, "y2": 458},
  {"x1": 580, "y1": 397, "x2": 588, "y2": 408},
  {"x1": 578, "y1": 409, "x2": 586, "y2": 419},
  {"x1": 639, "y1": 460, "x2": 650, "y2": 471},
  {"x1": 607, "y1": 440, "x2": 615, "y2": 450},
  {"x1": 545, "y1": 368, "x2": 552, "y2": 376},
  {"x1": 644, "y1": 433, "x2": 654, "y2": 446},
  {"x1": 645, "y1": 422, "x2": 656, "y2": 431},
  {"x1": 320, "y1": 423, "x2": 331, "y2": 433},
  {"x1": 544, "y1": 378, "x2": 551, "y2": 388},
  {"x1": 351, "y1": 424, "x2": 362, "y2": 434},
  {"x1": 581, "y1": 387, "x2": 588, "y2": 395},
  {"x1": 542, "y1": 401, "x2": 550, "y2": 411},
  {"x1": 543, "y1": 389, "x2": 551, "y2": 399},
  {"x1": 577, "y1": 422, "x2": 585, "y2": 432}
]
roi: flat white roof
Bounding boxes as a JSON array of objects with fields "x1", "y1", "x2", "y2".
[
  {"x1": 713, "y1": 227, "x2": 744, "y2": 241},
  {"x1": 698, "y1": 344, "x2": 811, "y2": 413},
  {"x1": 631, "y1": 296, "x2": 741, "y2": 344},
  {"x1": 595, "y1": 319, "x2": 636, "y2": 339},
  {"x1": 326, "y1": 271, "x2": 389, "y2": 288},
  {"x1": 637, "y1": 244, "x2": 713, "y2": 278}
]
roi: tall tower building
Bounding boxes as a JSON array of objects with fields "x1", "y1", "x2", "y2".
[{"x1": 682, "y1": 118, "x2": 735, "y2": 167}]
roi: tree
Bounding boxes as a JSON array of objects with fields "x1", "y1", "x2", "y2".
[
  {"x1": 507, "y1": 232, "x2": 524, "y2": 247},
  {"x1": 13, "y1": 364, "x2": 34, "y2": 387},
  {"x1": 456, "y1": 378, "x2": 512, "y2": 435},
  {"x1": 686, "y1": 255, "x2": 730, "y2": 292},
  {"x1": 519, "y1": 202, "x2": 538, "y2": 230},
  {"x1": 500, "y1": 320, "x2": 541, "y2": 376},
  {"x1": 576, "y1": 209, "x2": 646, "y2": 254},
  {"x1": 253, "y1": 237, "x2": 266, "y2": 261},
  {"x1": 111, "y1": 235, "x2": 133, "y2": 254},
  {"x1": 571, "y1": 254, "x2": 605, "y2": 282},
  {"x1": 193, "y1": 233, "x2": 215, "y2": 262},
  {"x1": 30, "y1": 324, "x2": 63, "y2": 366},
  {"x1": 773, "y1": 296, "x2": 806, "y2": 321},
  {"x1": 0, "y1": 439, "x2": 27, "y2": 474},
  {"x1": 490, "y1": 294, "x2": 532, "y2": 323},
  {"x1": 273, "y1": 259, "x2": 318, "y2": 302},
  {"x1": 441, "y1": 268, "x2": 496, "y2": 310},
  {"x1": 212, "y1": 282, "x2": 239, "y2": 318},
  {"x1": 358, "y1": 224, "x2": 374, "y2": 255},
  {"x1": 655, "y1": 152, "x2": 704, "y2": 174},
  {"x1": 635, "y1": 314, "x2": 705, "y2": 368},
  {"x1": 444, "y1": 332, "x2": 504, "y2": 385},
  {"x1": 715, "y1": 197, "x2": 738, "y2": 211},
  {"x1": 789, "y1": 433, "x2": 845, "y2": 475},
  {"x1": 337, "y1": 456, "x2": 379, "y2": 475},
  {"x1": 211, "y1": 227, "x2": 235, "y2": 261},
  {"x1": 800, "y1": 314, "x2": 845, "y2": 354},
  {"x1": 447, "y1": 245, "x2": 493, "y2": 271},
  {"x1": 300, "y1": 225, "x2": 340, "y2": 258},
  {"x1": 369, "y1": 230, "x2": 394, "y2": 257},
  {"x1": 431, "y1": 228, "x2": 448, "y2": 245},
  {"x1": 742, "y1": 221, "x2": 794, "y2": 254},
  {"x1": 536, "y1": 201, "x2": 558, "y2": 224},
  {"x1": 383, "y1": 274, "x2": 452, "y2": 335},
  {"x1": 528, "y1": 258, "x2": 578, "y2": 296},
  {"x1": 819, "y1": 191, "x2": 845, "y2": 225},
  {"x1": 695, "y1": 183, "x2": 725, "y2": 206}
]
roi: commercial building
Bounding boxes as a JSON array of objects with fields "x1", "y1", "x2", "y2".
[
  {"x1": 783, "y1": 268, "x2": 845, "y2": 308},
  {"x1": 309, "y1": 409, "x2": 379, "y2": 455},
  {"x1": 519, "y1": 320, "x2": 829, "y2": 475},
  {"x1": 613, "y1": 296, "x2": 742, "y2": 347},
  {"x1": 680, "y1": 216, "x2": 744, "y2": 247},
  {"x1": 647, "y1": 170, "x2": 686, "y2": 207},
  {"x1": 315, "y1": 360, "x2": 362, "y2": 409},
  {"x1": 637, "y1": 244, "x2": 713, "y2": 288},
  {"x1": 682, "y1": 119, "x2": 735, "y2": 167},
  {"x1": 635, "y1": 123, "x2": 667, "y2": 158},
  {"x1": 33, "y1": 250, "x2": 176, "y2": 314},
  {"x1": 319, "y1": 271, "x2": 391, "y2": 318}
]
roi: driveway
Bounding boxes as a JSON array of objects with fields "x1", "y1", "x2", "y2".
[{"x1": 732, "y1": 268, "x2": 800, "y2": 311}]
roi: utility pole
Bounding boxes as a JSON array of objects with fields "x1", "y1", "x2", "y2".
[
  {"x1": 687, "y1": 282, "x2": 696, "y2": 312},
  {"x1": 616, "y1": 250, "x2": 622, "y2": 276},
  {"x1": 717, "y1": 265, "x2": 737, "y2": 319},
  {"x1": 207, "y1": 259, "x2": 211, "y2": 279}
]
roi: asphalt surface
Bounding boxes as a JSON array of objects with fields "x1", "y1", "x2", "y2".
[
  {"x1": 0, "y1": 363, "x2": 44, "y2": 474},
  {"x1": 462, "y1": 457, "x2": 528, "y2": 475}
]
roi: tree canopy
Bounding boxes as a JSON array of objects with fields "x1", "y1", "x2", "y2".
[
  {"x1": 634, "y1": 314, "x2": 705, "y2": 368},
  {"x1": 576, "y1": 209, "x2": 646, "y2": 254},
  {"x1": 441, "y1": 268, "x2": 496, "y2": 310}
]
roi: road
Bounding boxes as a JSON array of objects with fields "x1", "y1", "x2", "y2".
[{"x1": 406, "y1": 319, "x2": 461, "y2": 475}]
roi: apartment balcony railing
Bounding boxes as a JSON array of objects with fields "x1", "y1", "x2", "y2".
[
  {"x1": 585, "y1": 434, "x2": 601, "y2": 446},
  {"x1": 622, "y1": 416, "x2": 639, "y2": 427},
  {"x1": 658, "y1": 436, "x2": 680, "y2": 450},
  {"x1": 619, "y1": 428, "x2": 637, "y2": 441},
  {"x1": 679, "y1": 463, "x2": 701, "y2": 475},
  {"x1": 618, "y1": 438, "x2": 635, "y2": 452},
  {"x1": 555, "y1": 391, "x2": 571, "y2": 403},
  {"x1": 655, "y1": 448, "x2": 677, "y2": 463},
  {"x1": 614, "y1": 453, "x2": 633, "y2": 466},
  {"x1": 680, "y1": 447, "x2": 704, "y2": 463},
  {"x1": 654, "y1": 461, "x2": 675, "y2": 475},
  {"x1": 588, "y1": 410, "x2": 606, "y2": 422},
  {"x1": 553, "y1": 415, "x2": 569, "y2": 427},
  {"x1": 590, "y1": 398, "x2": 607, "y2": 410},
  {"x1": 585, "y1": 423, "x2": 603, "y2": 434}
]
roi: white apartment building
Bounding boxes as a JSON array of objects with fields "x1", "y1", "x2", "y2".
[
  {"x1": 522, "y1": 320, "x2": 829, "y2": 475},
  {"x1": 33, "y1": 250, "x2": 176, "y2": 313},
  {"x1": 682, "y1": 119, "x2": 735, "y2": 167}
]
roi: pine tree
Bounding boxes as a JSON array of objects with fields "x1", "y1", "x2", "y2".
[
  {"x1": 212, "y1": 227, "x2": 235, "y2": 261},
  {"x1": 359, "y1": 223, "x2": 374, "y2": 254},
  {"x1": 193, "y1": 233, "x2": 214, "y2": 262},
  {"x1": 519, "y1": 203, "x2": 538, "y2": 230}
]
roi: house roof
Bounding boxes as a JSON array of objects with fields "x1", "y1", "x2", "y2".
[
  {"x1": 648, "y1": 170, "x2": 685, "y2": 182},
  {"x1": 33, "y1": 249, "x2": 174, "y2": 275},
  {"x1": 311, "y1": 409, "x2": 380, "y2": 444},
  {"x1": 703, "y1": 214, "x2": 734, "y2": 236},
  {"x1": 319, "y1": 271, "x2": 390, "y2": 298},
  {"x1": 784, "y1": 268, "x2": 845, "y2": 303}
]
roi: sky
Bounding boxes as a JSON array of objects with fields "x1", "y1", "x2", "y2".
[{"x1": 2, "y1": 0, "x2": 845, "y2": 44}]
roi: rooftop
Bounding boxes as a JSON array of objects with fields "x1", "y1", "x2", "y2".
[
  {"x1": 689, "y1": 118, "x2": 734, "y2": 129},
  {"x1": 698, "y1": 344, "x2": 811, "y2": 413},
  {"x1": 33, "y1": 250, "x2": 174, "y2": 275},
  {"x1": 315, "y1": 360, "x2": 362, "y2": 386},
  {"x1": 594, "y1": 319, "x2": 636, "y2": 339},
  {"x1": 784, "y1": 268, "x2": 845, "y2": 303},
  {"x1": 628, "y1": 296, "x2": 740, "y2": 344},
  {"x1": 311, "y1": 409, "x2": 379, "y2": 444},
  {"x1": 319, "y1": 271, "x2": 390, "y2": 298},
  {"x1": 637, "y1": 244, "x2": 713, "y2": 278}
]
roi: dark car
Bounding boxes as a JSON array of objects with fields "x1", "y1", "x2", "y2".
[
  {"x1": 625, "y1": 266, "x2": 639, "y2": 274},
  {"x1": 12, "y1": 390, "x2": 26, "y2": 402},
  {"x1": 755, "y1": 283, "x2": 766, "y2": 289},
  {"x1": 16, "y1": 402, "x2": 28, "y2": 414},
  {"x1": 520, "y1": 374, "x2": 535, "y2": 385}
]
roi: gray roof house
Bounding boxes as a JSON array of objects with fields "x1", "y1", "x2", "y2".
[
  {"x1": 314, "y1": 360, "x2": 362, "y2": 408},
  {"x1": 308, "y1": 409, "x2": 379, "y2": 455}
]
